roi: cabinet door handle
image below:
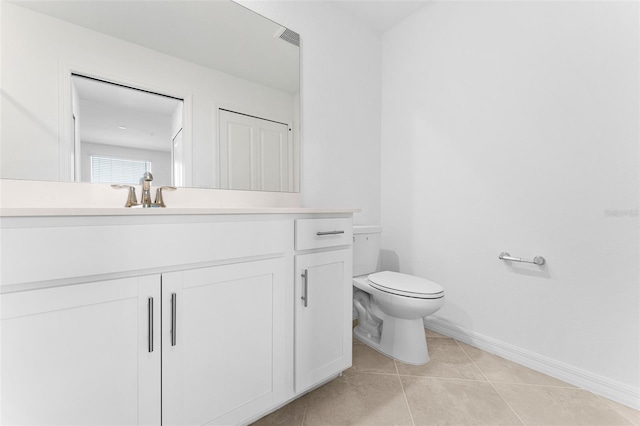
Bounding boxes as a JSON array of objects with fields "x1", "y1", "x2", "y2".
[
  {"x1": 148, "y1": 297, "x2": 154, "y2": 353},
  {"x1": 301, "y1": 269, "x2": 308, "y2": 307},
  {"x1": 171, "y1": 293, "x2": 177, "y2": 346},
  {"x1": 316, "y1": 230, "x2": 344, "y2": 236}
]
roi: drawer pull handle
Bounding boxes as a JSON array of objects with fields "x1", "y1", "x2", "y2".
[{"x1": 316, "y1": 230, "x2": 345, "y2": 236}]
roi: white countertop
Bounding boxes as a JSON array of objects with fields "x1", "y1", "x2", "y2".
[
  {"x1": 0, "y1": 207, "x2": 360, "y2": 217},
  {"x1": 0, "y1": 180, "x2": 360, "y2": 216}
]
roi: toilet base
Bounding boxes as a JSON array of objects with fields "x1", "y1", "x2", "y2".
[{"x1": 354, "y1": 316, "x2": 430, "y2": 365}]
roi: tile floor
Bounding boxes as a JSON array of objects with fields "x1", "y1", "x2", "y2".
[{"x1": 253, "y1": 328, "x2": 640, "y2": 426}]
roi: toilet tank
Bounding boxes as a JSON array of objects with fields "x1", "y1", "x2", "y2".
[{"x1": 353, "y1": 225, "x2": 382, "y2": 276}]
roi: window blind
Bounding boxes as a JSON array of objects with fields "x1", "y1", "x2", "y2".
[{"x1": 91, "y1": 156, "x2": 151, "y2": 185}]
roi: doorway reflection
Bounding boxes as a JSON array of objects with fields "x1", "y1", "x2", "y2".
[{"x1": 71, "y1": 75, "x2": 183, "y2": 186}]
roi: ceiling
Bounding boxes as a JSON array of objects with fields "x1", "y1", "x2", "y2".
[
  {"x1": 73, "y1": 76, "x2": 181, "y2": 152},
  {"x1": 331, "y1": 1, "x2": 430, "y2": 33}
]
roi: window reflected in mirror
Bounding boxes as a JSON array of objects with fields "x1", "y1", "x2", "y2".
[{"x1": 90, "y1": 156, "x2": 151, "y2": 185}]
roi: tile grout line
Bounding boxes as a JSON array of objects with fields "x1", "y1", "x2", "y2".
[
  {"x1": 396, "y1": 373, "x2": 490, "y2": 383},
  {"x1": 395, "y1": 359, "x2": 416, "y2": 426},
  {"x1": 594, "y1": 394, "x2": 640, "y2": 426},
  {"x1": 394, "y1": 371, "x2": 578, "y2": 388},
  {"x1": 356, "y1": 370, "x2": 406, "y2": 377},
  {"x1": 454, "y1": 339, "x2": 527, "y2": 426},
  {"x1": 486, "y1": 380, "x2": 579, "y2": 389},
  {"x1": 300, "y1": 400, "x2": 309, "y2": 426}
]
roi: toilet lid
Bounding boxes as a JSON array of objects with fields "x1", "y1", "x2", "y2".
[{"x1": 368, "y1": 271, "x2": 444, "y2": 299}]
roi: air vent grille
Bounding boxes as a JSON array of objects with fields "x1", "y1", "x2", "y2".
[{"x1": 278, "y1": 27, "x2": 300, "y2": 47}]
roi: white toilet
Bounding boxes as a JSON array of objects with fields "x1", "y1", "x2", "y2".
[{"x1": 352, "y1": 226, "x2": 445, "y2": 365}]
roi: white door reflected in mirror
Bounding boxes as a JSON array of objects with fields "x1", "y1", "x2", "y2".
[{"x1": 219, "y1": 110, "x2": 293, "y2": 192}]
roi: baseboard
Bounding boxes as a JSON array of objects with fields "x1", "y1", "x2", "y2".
[{"x1": 424, "y1": 317, "x2": 640, "y2": 410}]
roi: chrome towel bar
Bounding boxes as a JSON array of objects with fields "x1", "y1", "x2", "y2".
[{"x1": 499, "y1": 252, "x2": 545, "y2": 266}]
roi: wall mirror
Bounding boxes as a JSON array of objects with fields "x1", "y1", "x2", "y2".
[{"x1": 1, "y1": 0, "x2": 300, "y2": 192}]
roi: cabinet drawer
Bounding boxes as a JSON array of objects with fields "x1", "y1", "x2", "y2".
[
  {"x1": 1, "y1": 219, "x2": 290, "y2": 287},
  {"x1": 295, "y1": 218, "x2": 352, "y2": 250}
]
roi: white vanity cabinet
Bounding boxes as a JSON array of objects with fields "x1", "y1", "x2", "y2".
[
  {"x1": 294, "y1": 218, "x2": 353, "y2": 393},
  {"x1": 162, "y1": 259, "x2": 288, "y2": 425},
  {"x1": 1, "y1": 275, "x2": 162, "y2": 425},
  {"x1": 0, "y1": 211, "x2": 353, "y2": 425}
]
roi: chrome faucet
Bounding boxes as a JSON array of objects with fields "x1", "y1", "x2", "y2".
[{"x1": 112, "y1": 172, "x2": 177, "y2": 208}]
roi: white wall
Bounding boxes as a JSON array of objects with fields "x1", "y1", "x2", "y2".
[
  {"x1": 381, "y1": 1, "x2": 639, "y2": 406},
  {"x1": 1, "y1": 2, "x2": 295, "y2": 189},
  {"x1": 240, "y1": 1, "x2": 382, "y2": 225}
]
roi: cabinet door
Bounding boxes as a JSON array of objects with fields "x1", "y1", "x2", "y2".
[
  {"x1": 295, "y1": 249, "x2": 353, "y2": 392},
  {"x1": 1, "y1": 276, "x2": 161, "y2": 425},
  {"x1": 162, "y1": 258, "x2": 287, "y2": 426}
]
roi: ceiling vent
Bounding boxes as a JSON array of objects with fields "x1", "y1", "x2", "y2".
[{"x1": 274, "y1": 27, "x2": 300, "y2": 47}]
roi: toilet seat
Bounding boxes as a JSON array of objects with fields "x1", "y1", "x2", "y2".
[{"x1": 368, "y1": 271, "x2": 444, "y2": 299}]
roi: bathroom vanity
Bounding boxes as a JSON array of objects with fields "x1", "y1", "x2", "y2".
[
  {"x1": 2, "y1": 0, "x2": 353, "y2": 422},
  {"x1": 0, "y1": 209, "x2": 354, "y2": 425}
]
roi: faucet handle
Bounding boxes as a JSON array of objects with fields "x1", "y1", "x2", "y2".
[
  {"x1": 154, "y1": 186, "x2": 177, "y2": 208},
  {"x1": 111, "y1": 184, "x2": 139, "y2": 208}
]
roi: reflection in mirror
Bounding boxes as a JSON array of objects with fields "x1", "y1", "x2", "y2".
[
  {"x1": 72, "y1": 75, "x2": 182, "y2": 187},
  {"x1": 219, "y1": 109, "x2": 293, "y2": 192},
  {"x1": 1, "y1": 0, "x2": 300, "y2": 192}
]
